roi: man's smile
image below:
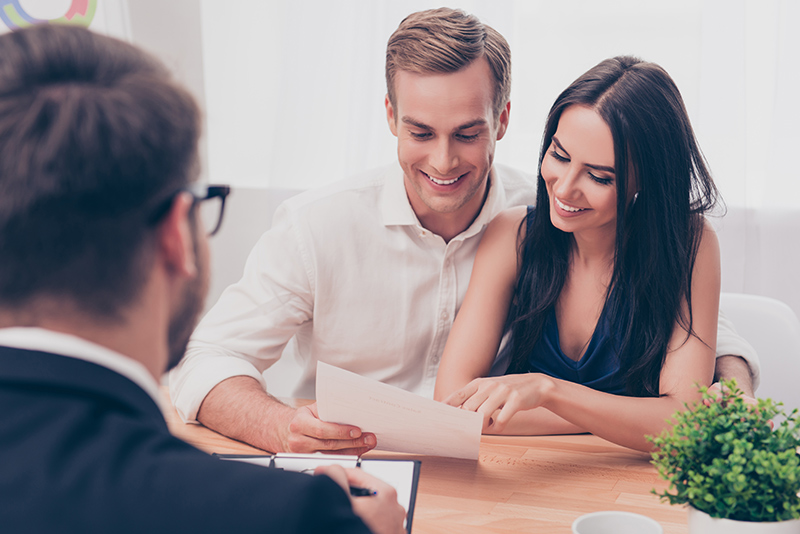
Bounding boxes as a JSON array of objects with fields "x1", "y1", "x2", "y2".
[{"x1": 423, "y1": 171, "x2": 464, "y2": 186}]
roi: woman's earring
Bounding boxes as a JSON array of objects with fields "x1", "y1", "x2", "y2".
[{"x1": 630, "y1": 191, "x2": 639, "y2": 207}]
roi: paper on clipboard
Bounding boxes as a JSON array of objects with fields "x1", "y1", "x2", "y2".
[
  {"x1": 215, "y1": 452, "x2": 421, "y2": 534},
  {"x1": 315, "y1": 362, "x2": 482, "y2": 460}
]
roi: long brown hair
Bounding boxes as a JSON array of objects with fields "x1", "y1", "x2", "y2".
[{"x1": 506, "y1": 56, "x2": 720, "y2": 397}]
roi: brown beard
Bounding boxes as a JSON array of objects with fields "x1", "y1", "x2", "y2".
[{"x1": 166, "y1": 224, "x2": 208, "y2": 371}]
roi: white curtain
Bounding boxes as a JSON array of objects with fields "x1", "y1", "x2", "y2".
[{"x1": 199, "y1": 0, "x2": 799, "y2": 208}]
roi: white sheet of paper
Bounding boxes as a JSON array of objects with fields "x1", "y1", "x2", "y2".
[
  {"x1": 358, "y1": 459, "x2": 417, "y2": 519},
  {"x1": 315, "y1": 362, "x2": 483, "y2": 460}
]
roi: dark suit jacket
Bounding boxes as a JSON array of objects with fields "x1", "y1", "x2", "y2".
[{"x1": 0, "y1": 346, "x2": 372, "y2": 533}]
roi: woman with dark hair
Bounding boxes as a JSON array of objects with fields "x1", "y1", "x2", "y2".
[{"x1": 434, "y1": 56, "x2": 721, "y2": 452}]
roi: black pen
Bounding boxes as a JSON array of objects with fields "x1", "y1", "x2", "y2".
[{"x1": 349, "y1": 486, "x2": 377, "y2": 497}]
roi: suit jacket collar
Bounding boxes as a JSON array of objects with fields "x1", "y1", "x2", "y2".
[{"x1": 0, "y1": 346, "x2": 165, "y2": 427}]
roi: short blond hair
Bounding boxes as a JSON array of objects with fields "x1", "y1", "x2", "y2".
[{"x1": 385, "y1": 7, "x2": 511, "y2": 121}]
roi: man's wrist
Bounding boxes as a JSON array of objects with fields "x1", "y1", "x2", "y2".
[
  {"x1": 270, "y1": 402, "x2": 301, "y2": 453},
  {"x1": 197, "y1": 375, "x2": 297, "y2": 452},
  {"x1": 714, "y1": 354, "x2": 755, "y2": 398}
]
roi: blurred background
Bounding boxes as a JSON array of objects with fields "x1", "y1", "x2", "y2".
[{"x1": 4, "y1": 0, "x2": 800, "y2": 315}]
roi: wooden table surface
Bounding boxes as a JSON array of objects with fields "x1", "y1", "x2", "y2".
[{"x1": 163, "y1": 395, "x2": 688, "y2": 533}]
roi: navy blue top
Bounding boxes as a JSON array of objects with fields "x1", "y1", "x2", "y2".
[
  {"x1": 507, "y1": 207, "x2": 626, "y2": 395},
  {"x1": 520, "y1": 305, "x2": 626, "y2": 395}
]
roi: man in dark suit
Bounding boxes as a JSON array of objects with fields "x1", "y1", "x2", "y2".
[{"x1": 0, "y1": 24, "x2": 404, "y2": 534}]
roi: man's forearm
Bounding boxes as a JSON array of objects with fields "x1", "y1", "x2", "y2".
[
  {"x1": 196, "y1": 375, "x2": 295, "y2": 453},
  {"x1": 714, "y1": 354, "x2": 755, "y2": 398}
]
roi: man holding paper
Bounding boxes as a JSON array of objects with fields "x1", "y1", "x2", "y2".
[
  {"x1": 170, "y1": 8, "x2": 759, "y2": 455},
  {"x1": 0, "y1": 24, "x2": 403, "y2": 534}
]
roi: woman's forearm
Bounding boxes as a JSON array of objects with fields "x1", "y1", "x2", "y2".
[
  {"x1": 452, "y1": 373, "x2": 697, "y2": 451},
  {"x1": 485, "y1": 406, "x2": 586, "y2": 436},
  {"x1": 539, "y1": 379, "x2": 690, "y2": 452}
]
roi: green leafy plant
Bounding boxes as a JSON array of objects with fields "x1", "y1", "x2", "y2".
[{"x1": 648, "y1": 379, "x2": 800, "y2": 522}]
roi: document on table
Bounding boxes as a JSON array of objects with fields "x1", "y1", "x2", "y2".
[{"x1": 315, "y1": 361, "x2": 483, "y2": 460}]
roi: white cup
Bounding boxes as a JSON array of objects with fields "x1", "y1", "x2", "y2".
[{"x1": 572, "y1": 511, "x2": 663, "y2": 534}]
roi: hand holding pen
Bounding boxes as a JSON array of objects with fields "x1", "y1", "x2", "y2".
[{"x1": 315, "y1": 465, "x2": 406, "y2": 534}]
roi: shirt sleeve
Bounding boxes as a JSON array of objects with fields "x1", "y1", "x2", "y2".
[
  {"x1": 716, "y1": 309, "x2": 761, "y2": 390},
  {"x1": 169, "y1": 203, "x2": 315, "y2": 422}
]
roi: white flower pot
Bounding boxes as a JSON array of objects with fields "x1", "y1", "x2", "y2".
[{"x1": 688, "y1": 506, "x2": 800, "y2": 533}]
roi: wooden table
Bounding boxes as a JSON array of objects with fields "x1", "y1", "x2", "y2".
[{"x1": 164, "y1": 398, "x2": 688, "y2": 533}]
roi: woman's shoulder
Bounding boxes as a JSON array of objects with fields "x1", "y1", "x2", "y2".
[
  {"x1": 696, "y1": 216, "x2": 720, "y2": 263},
  {"x1": 489, "y1": 205, "x2": 530, "y2": 230},
  {"x1": 484, "y1": 206, "x2": 529, "y2": 239},
  {"x1": 696, "y1": 216, "x2": 719, "y2": 250},
  {"x1": 700, "y1": 216, "x2": 717, "y2": 236},
  {"x1": 477, "y1": 206, "x2": 531, "y2": 260}
]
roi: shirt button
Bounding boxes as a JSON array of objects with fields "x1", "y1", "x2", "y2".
[{"x1": 440, "y1": 311, "x2": 449, "y2": 321}]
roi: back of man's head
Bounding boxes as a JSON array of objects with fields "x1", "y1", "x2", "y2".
[
  {"x1": 0, "y1": 25, "x2": 200, "y2": 321},
  {"x1": 385, "y1": 7, "x2": 511, "y2": 120}
]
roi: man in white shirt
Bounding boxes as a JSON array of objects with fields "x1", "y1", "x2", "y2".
[{"x1": 170, "y1": 8, "x2": 758, "y2": 455}]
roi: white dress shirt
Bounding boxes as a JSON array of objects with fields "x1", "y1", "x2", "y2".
[
  {"x1": 169, "y1": 163, "x2": 536, "y2": 422},
  {"x1": 718, "y1": 312, "x2": 760, "y2": 388},
  {"x1": 169, "y1": 163, "x2": 760, "y2": 423}
]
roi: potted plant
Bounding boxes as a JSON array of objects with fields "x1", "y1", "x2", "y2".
[{"x1": 648, "y1": 379, "x2": 800, "y2": 533}]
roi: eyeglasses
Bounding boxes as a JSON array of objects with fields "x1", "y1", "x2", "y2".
[
  {"x1": 186, "y1": 183, "x2": 231, "y2": 236},
  {"x1": 149, "y1": 183, "x2": 231, "y2": 237}
]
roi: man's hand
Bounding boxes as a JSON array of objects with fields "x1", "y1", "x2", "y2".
[
  {"x1": 316, "y1": 465, "x2": 406, "y2": 534},
  {"x1": 705, "y1": 381, "x2": 759, "y2": 408},
  {"x1": 196, "y1": 376, "x2": 375, "y2": 454},
  {"x1": 705, "y1": 378, "x2": 770, "y2": 427},
  {"x1": 284, "y1": 402, "x2": 376, "y2": 455}
]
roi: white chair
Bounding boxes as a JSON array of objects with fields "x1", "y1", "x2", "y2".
[{"x1": 720, "y1": 292, "x2": 800, "y2": 412}]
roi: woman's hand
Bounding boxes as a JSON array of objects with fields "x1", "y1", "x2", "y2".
[{"x1": 443, "y1": 374, "x2": 556, "y2": 432}]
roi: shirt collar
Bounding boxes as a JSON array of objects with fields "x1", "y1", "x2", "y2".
[
  {"x1": 380, "y1": 163, "x2": 509, "y2": 241},
  {"x1": 380, "y1": 162, "x2": 419, "y2": 227},
  {"x1": 0, "y1": 327, "x2": 168, "y2": 414},
  {"x1": 460, "y1": 166, "x2": 508, "y2": 240}
]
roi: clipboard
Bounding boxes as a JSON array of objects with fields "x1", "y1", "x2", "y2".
[{"x1": 213, "y1": 453, "x2": 420, "y2": 533}]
